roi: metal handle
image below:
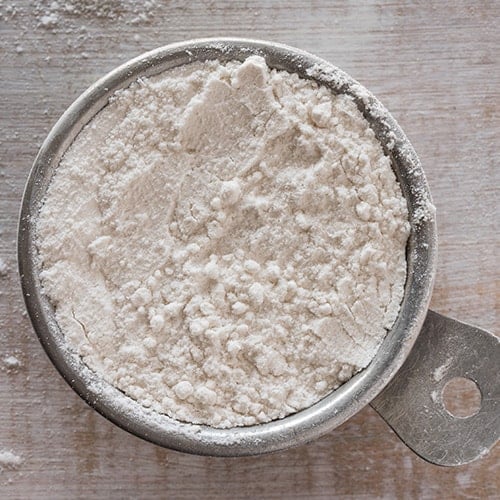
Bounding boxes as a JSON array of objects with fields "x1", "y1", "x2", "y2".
[{"x1": 370, "y1": 310, "x2": 499, "y2": 466}]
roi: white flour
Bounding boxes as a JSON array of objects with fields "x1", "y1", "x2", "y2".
[
  {"x1": 0, "y1": 450, "x2": 23, "y2": 471},
  {"x1": 2, "y1": 355, "x2": 21, "y2": 370},
  {"x1": 0, "y1": 256, "x2": 8, "y2": 276},
  {"x1": 33, "y1": 0, "x2": 158, "y2": 28},
  {"x1": 36, "y1": 56, "x2": 410, "y2": 428}
]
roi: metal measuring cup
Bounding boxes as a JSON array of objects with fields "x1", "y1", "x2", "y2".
[{"x1": 18, "y1": 38, "x2": 499, "y2": 465}]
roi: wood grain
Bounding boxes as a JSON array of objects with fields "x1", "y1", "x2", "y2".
[{"x1": 0, "y1": 1, "x2": 498, "y2": 498}]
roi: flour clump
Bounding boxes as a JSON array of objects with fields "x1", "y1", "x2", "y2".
[{"x1": 36, "y1": 56, "x2": 410, "y2": 428}]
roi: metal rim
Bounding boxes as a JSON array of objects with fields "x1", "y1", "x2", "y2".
[{"x1": 18, "y1": 38, "x2": 438, "y2": 456}]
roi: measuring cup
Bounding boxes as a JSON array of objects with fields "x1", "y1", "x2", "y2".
[{"x1": 18, "y1": 38, "x2": 499, "y2": 465}]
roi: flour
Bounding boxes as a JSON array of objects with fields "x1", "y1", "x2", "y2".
[
  {"x1": 0, "y1": 257, "x2": 8, "y2": 276},
  {"x1": 36, "y1": 56, "x2": 410, "y2": 428},
  {"x1": 2, "y1": 355, "x2": 21, "y2": 370},
  {"x1": 33, "y1": 0, "x2": 158, "y2": 29},
  {"x1": 0, "y1": 450, "x2": 23, "y2": 471}
]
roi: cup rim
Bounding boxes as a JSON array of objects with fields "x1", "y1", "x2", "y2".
[{"x1": 18, "y1": 37, "x2": 437, "y2": 456}]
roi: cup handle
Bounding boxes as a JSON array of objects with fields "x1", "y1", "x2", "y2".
[{"x1": 370, "y1": 309, "x2": 499, "y2": 466}]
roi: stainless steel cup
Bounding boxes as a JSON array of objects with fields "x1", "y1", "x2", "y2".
[{"x1": 18, "y1": 38, "x2": 499, "y2": 465}]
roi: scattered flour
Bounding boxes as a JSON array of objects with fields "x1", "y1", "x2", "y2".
[
  {"x1": 0, "y1": 257, "x2": 8, "y2": 276},
  {"x1": 433, "y1": 356, "x2": 452, "y2": 382},
  {"x1": 0, "y1": 450, "x2": 23, "y2": 471},
  {"x1": 33, "y1": 0, "x2": 158, "y2": 29},
  {"x1": 36, "y1": 56, "x2": 410, "y2": 428},
  {"x1": 2, "y1": 355, "x2": 21, "y2": 370}
]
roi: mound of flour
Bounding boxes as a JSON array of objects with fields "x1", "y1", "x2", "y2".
[{"x1": 36, "y1": 56, "x2": 410, "y2": 428}]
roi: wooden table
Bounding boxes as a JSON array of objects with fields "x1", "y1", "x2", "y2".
[{"x1": 1, "y1": 1, "x2": 498, "y2": 498}]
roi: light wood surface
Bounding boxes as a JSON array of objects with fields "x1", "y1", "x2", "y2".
[{"x1": 0, "y1": 1, "x2": 498, "y2": 498}]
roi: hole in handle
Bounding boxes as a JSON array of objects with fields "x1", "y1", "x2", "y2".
[{"x1": 442, "y1": 377, "x2": 482, "y2": 418}]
